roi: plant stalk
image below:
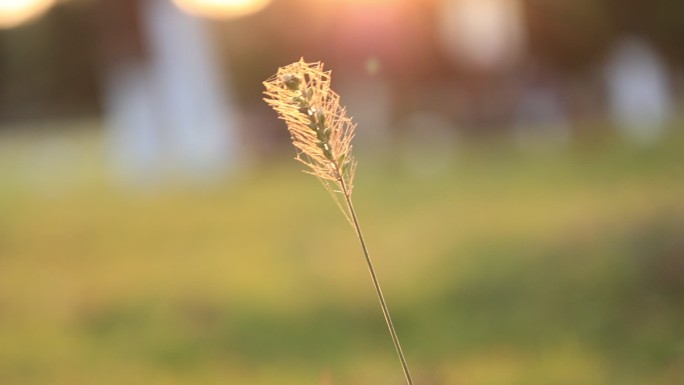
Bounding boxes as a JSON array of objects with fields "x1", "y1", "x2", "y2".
[{"x1": 339, "y1": 179, "x2": 415, "y2": 385}]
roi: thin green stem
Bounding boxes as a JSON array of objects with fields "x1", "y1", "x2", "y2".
[{"x1": 339, "y1": 179, "x2": 415, "y2": 385}]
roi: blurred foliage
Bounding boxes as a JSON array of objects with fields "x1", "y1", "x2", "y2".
[
  {"x1": 0, "y1": 120, "x2": 683, "y2": 384},
  {"x1": 524, "y1": 0, "x2": 684, "y2": 70},
  {"x1": 0, "y1": 2, "x2": 100, "y2": 122},
  {"x1": 2, "y1": 0, "x2": 684, "y2": 124}
]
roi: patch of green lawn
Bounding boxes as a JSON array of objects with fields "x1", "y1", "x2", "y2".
[{"x1": 0, "y1": 123, "x2": 682, "y2": 384}]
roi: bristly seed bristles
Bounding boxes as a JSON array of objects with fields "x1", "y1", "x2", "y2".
[{"x1": 263, "y1": 59, "x2": 357, "y2": 223}]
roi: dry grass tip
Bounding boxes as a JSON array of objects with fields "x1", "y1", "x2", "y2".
[{"x1": 263, "y1": 58, "x2": 357, "y2": 222}]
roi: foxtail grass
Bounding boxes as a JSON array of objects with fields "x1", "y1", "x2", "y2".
[{"x1": 264, "y1": 59, "x2": 415, "y2": 385}]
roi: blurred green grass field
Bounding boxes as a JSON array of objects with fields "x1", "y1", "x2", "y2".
[{"x1": 0, "y1": 122, "x2": 683, "y2": 385}]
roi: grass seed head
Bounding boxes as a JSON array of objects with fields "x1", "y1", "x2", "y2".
[{"x1": 263, "y1": 59, "x2": 357, "y2": 206}]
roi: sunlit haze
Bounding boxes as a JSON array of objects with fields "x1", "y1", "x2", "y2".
[
  {"x1": 172, "y1": 0, "x2": 272, "y2": 20},
  {"x1": 0, "y1": 0, "x2": 56, "y2": 29}
]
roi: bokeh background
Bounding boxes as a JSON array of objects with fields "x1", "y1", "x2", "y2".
[{"x1": 1, "y1": 0, "x2": 683, "y2": 384}]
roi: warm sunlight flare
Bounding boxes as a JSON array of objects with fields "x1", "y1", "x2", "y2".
[
  {"x1": 440, "y1": 0, "x2": 524, "y2": 68},
  {"x1": 328, "y1": 0, "x2": 397, "y2": 4},
  {"x1": 172, "y1": 0, "x2": 272, "y2": 20},
  {"x1": 0, "y1": 0, "x2": 56, "y2": 29}
]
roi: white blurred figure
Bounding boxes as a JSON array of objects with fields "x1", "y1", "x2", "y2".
[
  {"x1": 142, "y1": 0, "x2": 238, "y2": 179},
  {"x1": 101, "y1": 0, "x2": 239, "y2": 185},
  {"x1": 605, "y1": 37, "x2": 672, "y2": 145},
  {"x1": 438, "y1": 0, "x2": 525, "y2": 70},
  {"x1": 103, "y1": 62, "x2": 162, "y2": 184}
]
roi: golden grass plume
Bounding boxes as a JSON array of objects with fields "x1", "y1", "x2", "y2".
[{"x1": 263, "y1": 59, "x2": 357, "y2": 221}]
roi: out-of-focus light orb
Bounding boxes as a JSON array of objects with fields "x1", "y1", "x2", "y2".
[
  {"x1": 172, "y1": 0, "x2": 272, "y2": 20},
  {"x1": 0, "y1": 0, "x2": 56, "y2": 29},
  {"x1": 335, "y1": 0, "x2": 395, "y2": 3},
  {"x1": 439, "y1": 0, "x2": 525, "y2": 69}
]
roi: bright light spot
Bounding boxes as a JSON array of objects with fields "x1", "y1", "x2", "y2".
[
  {"x1": 0, "y1": 0, "x2": 56, "y2": 29},
  {"x1": 172, "y1": 0, "x2": 272, "y2": 20},
  {"x1": 439, "y1": 0, "x2": 525, "y2": 69},
  {"x1": 335, "y1": 0, "x2": 395, "y2": 3}
]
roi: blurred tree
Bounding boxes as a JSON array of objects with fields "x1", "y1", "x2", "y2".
[
  {"x1": 523, "y1": 0, "x2": 613, "y2": 73},
  {"x1": 0, "y1": 0, "x2": 682, "y2": 133},
  {"x1": 0, "y1": 2, "x2": 99, "y2": 124},
  {"x1": 604, "y1": 0, "x2": 684, "y2": 64}
]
